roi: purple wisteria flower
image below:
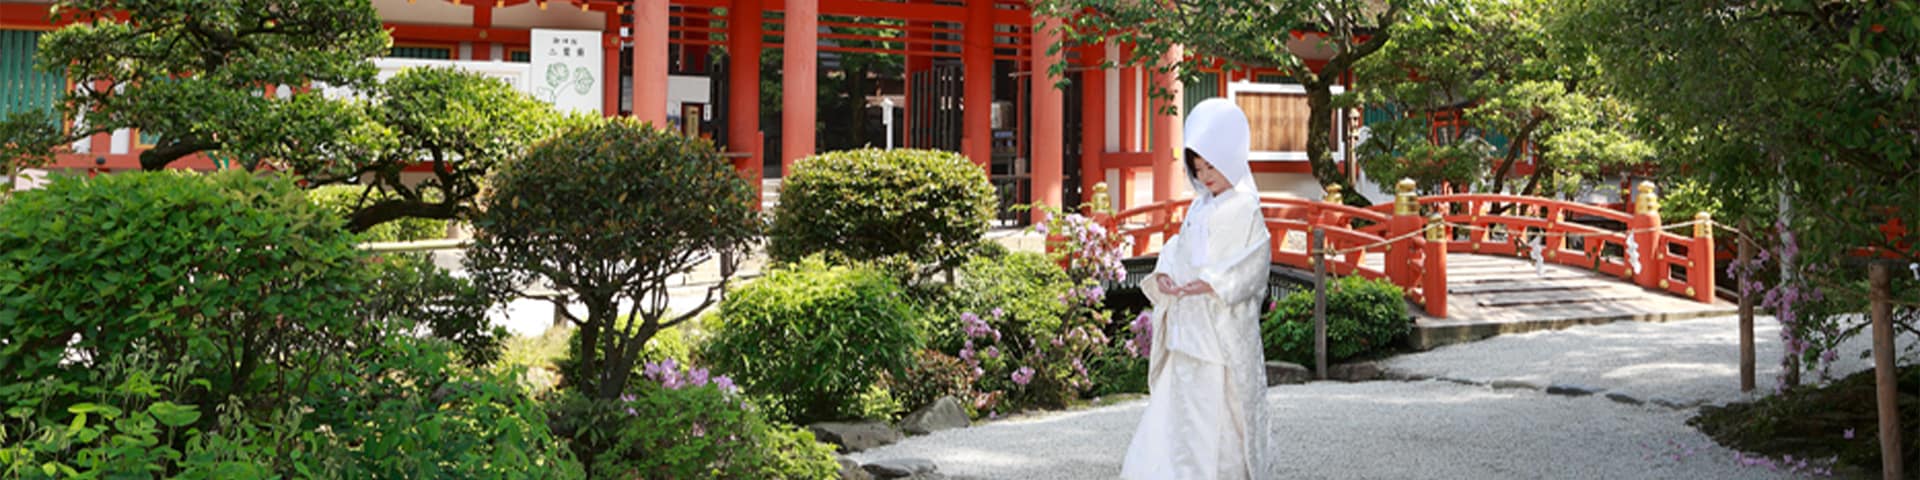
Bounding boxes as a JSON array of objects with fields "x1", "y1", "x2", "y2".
[
  {"x1": 1010, "y1": 366, "x2": 1035, "y2": 386},
  {"x1": 1128, "y1": 310, "x2": 1153, "y2": 357}
]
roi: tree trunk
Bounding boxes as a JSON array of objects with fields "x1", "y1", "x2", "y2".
[{"x1": 1304, "y1": 83, "x2": 1349, "y2": 194}]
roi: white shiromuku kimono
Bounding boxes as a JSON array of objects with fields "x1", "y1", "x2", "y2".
[{"x1": 1121, "y1": 98, "x2": 1272, "y2": 480}]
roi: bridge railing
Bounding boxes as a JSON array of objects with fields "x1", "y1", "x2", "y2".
[
  {"x1": 1090, "y1": 179, "x2": 1719, "y2": 318},
  {"x1": 1406, "y1": 181, "x2": 1715, "y2": 304}
]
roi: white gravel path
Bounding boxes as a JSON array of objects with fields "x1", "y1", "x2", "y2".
[{"x1": 848, "y1": 315, "x2": 1918, "y2": 479}]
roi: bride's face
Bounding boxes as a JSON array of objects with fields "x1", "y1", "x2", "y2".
[{"x1": 1192, "y1": 155, "x2": 1231, "y2": 195}]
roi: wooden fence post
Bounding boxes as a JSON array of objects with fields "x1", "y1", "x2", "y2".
[
  {"x1": 1313, "y1": 227, "x2": 1328, "y2": 380},
  {"x1": 1869, "y1": 262, "x2": 1903, "y2": 479},
  {"x1": 1738, "y1": 222, "x2": 1756, "y2": 392}
]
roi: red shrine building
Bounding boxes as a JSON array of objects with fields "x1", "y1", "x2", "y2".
[{"x1": 1, "y1": 0, "x2": 1375, "y2": 213}]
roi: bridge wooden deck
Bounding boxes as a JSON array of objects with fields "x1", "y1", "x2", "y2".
[{"x1": 1379, "y1": 253, "x2": 1737, "y2": 350}]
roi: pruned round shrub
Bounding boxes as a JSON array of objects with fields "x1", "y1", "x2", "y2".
[
  {"x1": 1261, "y1": 276, "x2": 1410, "y2": 365},
  {"x1": 699, "y1": 257, "x2": 923, "y2": 424},
  {"x1": 768, "y1": 148, "x2": 995, "y2": 269},
  {"x1": 468, "y1": 116, "x2": 758, "y2": 402},
  {"x1": 0, "y1": 170, "x2": 367, "y2": 414},
  {"x1": 308, "y1": 185, "x2": 449, "y2": 242}
]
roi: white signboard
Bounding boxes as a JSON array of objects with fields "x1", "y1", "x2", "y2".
[{"x1": 530, "y1": 29, "x2": 604, "y2": 115}]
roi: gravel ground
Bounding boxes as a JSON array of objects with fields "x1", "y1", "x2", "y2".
[
  {"x1": 1383, "y1": 314, "x2": 1918, "y2": 406},
  {"x1": 849, "y1": 315, "x2": 1918, "y2": 479}
]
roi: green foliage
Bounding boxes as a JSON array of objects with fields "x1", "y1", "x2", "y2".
[
  {"x1": 882, "y1": 350, "x2": 977, "y2": 417},
  {"x1": 9, "y1": 0, "x2": 389, "y2": 171},
  {"x1": 1045, "y1": 0, "x2": 1466, "y2": 189},
  {"x1": 559, "y1": 321, "x2": 703, "y2": 392},
  {"x1": 1260, "y1": 276, "x2": 1410, "y2": 366},
  {"x1": 1085, "y1": 342, "x2": 1149, "y2": 398},
  {"x1": 359, "y1": 253, "x2": 505, "y2": 367},
  {"x1": 768, "y1": 148, "x2": 996, "y2": 272},
  {"x1": 550, "y1": 386, "x2": 840, "y2": 480},
  {"x1": 298, "y1": 67, "x2": 575, "y2": 232},
  {"x1": 1563, "y1": 0, "x2": 1920, "y2": 375},
  {"x1": 308, "y1": 185, "x2": 449, "y2": 242},
  {"x1": 1351, "y1": 0, "x2": 1652, "y2": 197},
  {"x1": 0, "y1": 337, "x2": 581, "y2": 479},
  {"x1": 468, "y1": 117, "x2": 759, "y2": 400},
  {"x1": 0, "y1": 170, "x2": 366, "y2": 420},
  {"x1": 308, "y1": 336, "x2": 582, "y2": 479},
  {"x1": 700, "y1": 257, "x2": 924, "y2": 424},
  {"x1": 943, "y1": 251, "x2": 1073, "y2": 352}
]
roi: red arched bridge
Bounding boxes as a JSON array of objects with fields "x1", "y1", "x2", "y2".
[{"x1": 1094, "y1": 180, "x2": 1721, "y2": 320}]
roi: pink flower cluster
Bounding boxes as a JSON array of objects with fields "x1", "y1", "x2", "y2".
[
  {"x1": 642, "y1": 358, "x2": 736, "y2": 394},
  {"x1": 1010, "y1": 366, "x2": 1035, "y2": 386},
  {"x1": 1128, "y1": 310, "x2": 1153, "y2": 358}
]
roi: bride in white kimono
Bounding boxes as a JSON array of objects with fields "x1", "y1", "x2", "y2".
[{"x1": 1121, "y1": 98, "x2": 1272, "y2": 480}]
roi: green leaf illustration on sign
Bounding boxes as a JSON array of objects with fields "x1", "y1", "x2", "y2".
[{"x1": 571, "y1": 66, "x2": 594, "y2": 95}]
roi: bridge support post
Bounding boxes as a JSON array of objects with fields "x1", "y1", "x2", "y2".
[
  {"x1": 1386, "y1": 179, "x2": 1422, "y2": 289},
  {"x1": 1630, "y1": 181, "x2": 1663, "y2": 289},
  {"x1": 1690, "y1": 212, "x2": 1715, "y2": 303},
  {"x1": 1423, "y1": 213, "x2": 1448, "y2": 318}
]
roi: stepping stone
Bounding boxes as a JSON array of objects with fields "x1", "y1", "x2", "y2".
[
  {"x1": 862, "y1": 458, "x2": 938, "y2": 479},
  {"x1": 1491, "y1": 380, "x2": 1541, "y2": 390},
  {"x1": 811, "y1": 421, "x2": 903, "y2": 453},
  {"x1": 1605, "y1": 392, "x2": 1644, "y2": 406},
  {"x1": 1546, "y1": 383, "x2": 1601, "y2": 397}
]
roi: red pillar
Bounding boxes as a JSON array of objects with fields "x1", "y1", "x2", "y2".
[
  {"x1": 634, "y1": 0, "x2": 670, "y2": 125},
  {"x1": 1150, "y1": 45, "x2": 1182, "y2": 204},
  {"x1": 962, "y1": 0, "x2": 993, "y2": 168},
  {"x1": 472, "y1": 4, "x2": 493, "y2": 61},
  {"x1": 729, "y1": 0, "x2": 765, "y2": 201},
  {"x1": 603, "y1": 10, "x2": 622, "y2": 117},
  {"x1": 781, "y1": 0, "x2": 818, "y2": 173},
  {"x1": 1079, "y1": 42, "x2": 1106, "y2": 212},
  {"x1": 1030, "y1": 16, "x2": 1064, "y2": 222}
]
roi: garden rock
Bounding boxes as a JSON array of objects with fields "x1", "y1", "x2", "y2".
[
  {"x1": 1265, "y1": 361, "x2": 1311, "y2": 385},
  {"x1": 811, "y1": 421, "x2": 904, "y2": 453},
  {"x1": 1605, "y1": 392, "x2": 1644, "y2": 406},
  {"x1": 1490, "y1": 380, "x2": 1541, "y2": 391},
  {"x1": 837, "y1": 456, "x2": 872, "y2": 480},
  {"x1": 1546, "y1": 383, "x2": 1600, "y2": 397},
  {"x1": 861, "y1": 457, "x2": 938, "y2": 479},
  {"x1": 901, "y1": 396, "x2": 970, "y2": 435},
  {"x1": 1329, "y1": 362, "x2": 1383, "y2": 382}
]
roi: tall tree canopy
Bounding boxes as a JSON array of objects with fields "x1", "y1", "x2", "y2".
[
  {"x1": 1562, "y1": 0, "x2": 1919, "y2": 372},
  {"x1": 1350, "y1": 0, "x2": 1652, "y2": 198},
  {"x1": 1043, "y1": 0, "x2": 1458, "y2": 192}
]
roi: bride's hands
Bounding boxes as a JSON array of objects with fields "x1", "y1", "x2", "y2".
[
  {"x1": 1153, "y1": 274, "x2": 1214, "y2": 297},
  {"x1": 1154, "y1": 274, "x2": 1179, "y2": 295},
  {"x1": 1179, "y1": 280, "x2": 1214, "y2": 296}
]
